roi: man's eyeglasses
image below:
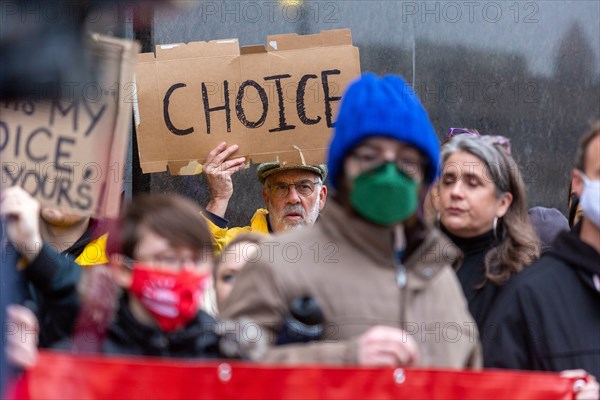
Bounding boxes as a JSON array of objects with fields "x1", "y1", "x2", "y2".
[
  {"x1": 445, "y1": 127, "x2": 512, "y2": 156},
  {"x1": 267, "y1": 180, "x2": 320, "y2": 199}
]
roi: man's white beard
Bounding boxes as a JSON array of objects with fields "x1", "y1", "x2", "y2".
[{"x1": 270, "y1": 199, "x2": 321, "y2": 232}]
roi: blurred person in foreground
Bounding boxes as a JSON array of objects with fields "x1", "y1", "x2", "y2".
[
  {"x1": 55, "y1": 194, "x2": 224, "y2": 358},
  {"x1": 213, "y1": 233, "x2": 263, "y2": 312},
  {"x1": 0, "y1": 304, "x2": 39, "y2": 398},
  {"x1": 219, "y1": 74, "x2": 480, "y2": 367},
  {"x1": 0, "y1": 186, "x2": 108, "y2": 347}
]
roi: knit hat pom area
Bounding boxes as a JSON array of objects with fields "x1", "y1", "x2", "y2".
[{"x1": 327, "y1": 73, "x2": 440, "y2": 189}]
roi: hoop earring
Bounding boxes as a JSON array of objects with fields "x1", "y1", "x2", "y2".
[
  {"x1": 493, "y1": 216, "x2": 499, "y2": 241},
  {"x1": 435, "y1": 212, "x2": 441, "y2": 228}
]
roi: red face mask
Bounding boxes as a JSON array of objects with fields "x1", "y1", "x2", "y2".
[{"x1": 129, "y1": 264, "x2": 210, "y2": 332}]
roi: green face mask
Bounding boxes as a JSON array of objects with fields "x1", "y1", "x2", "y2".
[{"x1": 349, "y1": 162, "x2": 419, "y2": 226}]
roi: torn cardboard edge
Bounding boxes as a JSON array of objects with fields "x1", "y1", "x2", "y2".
[
  {"x1": 92, "y1": 33, "x2": 140, "y2": 217},
  {"x1": 137, "y1": 29, "x2": 353, "y2": 62}
]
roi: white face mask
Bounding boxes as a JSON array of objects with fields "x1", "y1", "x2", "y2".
[{"x1": 579, "y1": 171, "x2": 600, "y2": 229}]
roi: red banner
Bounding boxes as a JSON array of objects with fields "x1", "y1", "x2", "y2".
[{"x1": 8, "y1": 350, "x2": 579, "y2": 399}]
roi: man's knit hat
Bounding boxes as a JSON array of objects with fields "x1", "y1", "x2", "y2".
[
  {"x1": 257, "y1": 162, "x2": 328, "y2": 185},
  {"x1": 327, "y1": 73, "x2": 440, "y2": 189}
]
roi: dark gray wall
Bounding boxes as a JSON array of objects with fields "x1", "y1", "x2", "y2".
[{"x1": 135, "y1": 1, "x2": 600, "y2": 225}]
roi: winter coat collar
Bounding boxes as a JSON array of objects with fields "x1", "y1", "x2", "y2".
[
  {"x1": 108, "y1": 295, "x2": 219, "y2": 355},
  {"x1": 64, "y1": 218, "x2": 107, "y2": 259},
  {"x1": 319, "y1": 201, "x2": 453, "y2": 290},
  {"x1": 549, "y1": 222, "x2": 600, "y2": 277}
]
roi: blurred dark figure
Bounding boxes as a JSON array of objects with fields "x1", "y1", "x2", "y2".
[
  {"x1": 0, "y1": 0, "x2": 161, "y2": 100},
  {"x1": 0, "y1": 0, "x2": 162, "y2": 391},
  {"x1": 0, "y1": 226, "x2": 14, "y2": 394},
  {"x1": 1, "y1": 1, "x2": 91, "y2": 100},
  {"x1": 528, "y1": 207, "x2": 569, "y2": 253},
  {"x1": 58, "y1": 194, "x2": 223, "y2": 358}
]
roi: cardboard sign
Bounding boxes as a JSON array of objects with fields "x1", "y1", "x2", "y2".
[
  {"x1": 134, "y1": 29, "x2": 360, "y2": 175},
  {"x1": 0, "y1": 34, "x2": 140, "y2": 218}
]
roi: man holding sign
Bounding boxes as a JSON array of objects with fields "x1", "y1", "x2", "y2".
[{"x1": 202, "y1": 142, "x2": 328, "y2": 252}]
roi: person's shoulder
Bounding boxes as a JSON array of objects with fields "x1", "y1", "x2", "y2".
[
  {"x1": 429, "y1": 265, "x2": 472, "y2": 307},
  {"x1": 521, "y1": 253, "x2": 569, "y2": 279},
  {"x1": 247, "y1": 224, "x2": 330, "y2": 281},
  {"x1": 503, "y1": 253, "x2": 569, "y2": 295},
  {"x1": 191, "y1": 312, "x2": 221, "y2": 353},
  {"x1": 253, "y1": 208, "x2": 269, "y2": 218},
  {"x1": 406, "y1": 223, "x2": 460, "y2": 281},
  {"x1": 487, "y1": 253, "x2": 573, "y2": 327},
  {"x1": 264, "y1": 222, "x2": 328, "y2": 246},
  {"x1": 196, "y1": 309, "x2": 218, "y2": 326}
]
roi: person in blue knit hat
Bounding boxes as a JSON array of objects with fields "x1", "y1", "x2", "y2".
[
  {"x1": 328, "y1": 73, "x2": 440, "y2": 190},
  {"x1": 220, "y1": 73, "x2": 481, "y2": 368}
]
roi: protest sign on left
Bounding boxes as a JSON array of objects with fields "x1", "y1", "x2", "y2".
[{"x1": 0, "y1": 34, "x2": 139, "y2": 218}]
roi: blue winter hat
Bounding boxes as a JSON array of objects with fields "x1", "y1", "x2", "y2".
[{"x1": 327, "y1": 73, "x2": 440, "y2": 189}]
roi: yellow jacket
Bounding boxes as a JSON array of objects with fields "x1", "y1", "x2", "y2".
[
  {"x1": 17, "y1": 233, "x2": 109, "y2": 271},
  {"x1": 75, "y1": 234, "x2": 109, "y2": 266},
  {"x1": 205, "y1": 208, "x2": 270, "y2": 253}
]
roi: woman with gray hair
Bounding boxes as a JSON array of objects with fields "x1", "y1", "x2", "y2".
[{"x1": 436, "y1": 129, "x2": 540, "y2": 332}]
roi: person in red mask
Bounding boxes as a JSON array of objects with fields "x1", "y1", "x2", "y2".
[{"x1": 63, "y1": 193, "x2": 223, "y2": 359}]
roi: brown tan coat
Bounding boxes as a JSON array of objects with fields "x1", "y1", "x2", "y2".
[{"x1": 220, "y1": 201, "x2": 481, "y2": 368}]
